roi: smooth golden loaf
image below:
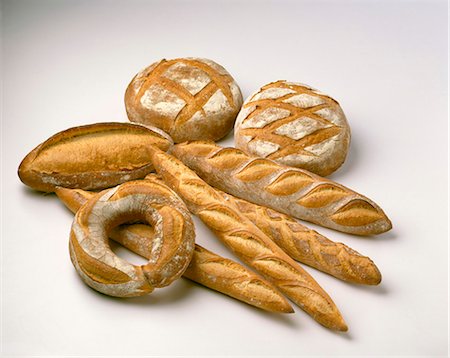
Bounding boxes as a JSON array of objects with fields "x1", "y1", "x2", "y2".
[
  {"x1": 148, "y1": 148, "x2": 348, "y2": 331},
  {"x1": 69, "y1": 180, "x2": 195, "y2": 297},
  {"x1": 234, "y1": 80, "x2": 351, "y2": 176},
  {"x1": 171, "y1": 141, "x2": 392, "y2": 236},
  {"x1": 217, "y1": 190, "x2": 381, "y2": 285},
  {"x1": 56, "y1": 185, "x2": 293, "y2": 313},
  {"x1": 125, "y1": 58, "x2": 243, "y2": 142},
  {"x1": 18, "y1": 122, "x2": 173, "y2": 192}
]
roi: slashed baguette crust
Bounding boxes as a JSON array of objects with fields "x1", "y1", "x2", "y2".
[
  {"x1": 18, "y1": 122, "x2": 173, "y2": 192},
  {"x1": 217, "y1": 190, "x2": 381, "y2": 285},
  {"x1": 171, "y1": 141, "x2": 392, "y2": 236},
  {"x1": 56, "y1": 185, "x2": 293, "y2": 313},
  {"x1": 69, "y1": 180, "x2": 195, "y2": 297},
  {"x1": 148, "y1": 148, "x2": 348, "y2": 331},
  {"x1": 182, "y1": 245, "x2": 293, "y2": 313}
]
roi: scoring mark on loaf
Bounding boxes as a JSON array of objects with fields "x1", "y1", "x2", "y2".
[
  {"x1": 197, "y1": 260, "x2": 248, "y2": 280},
  {"x1": 198, "y1": 205, "x2": 242, "y2": 232},
  {"x1": 225, "y1": 231, "x2": 273, "y2": 258},
  {"x1": 265, "y1": 171, "x2": 314, "y2": 196},
  {"x1": 243, "y1": 280, "x2": 286, "y2": 303},
  {"x1": 303, "y1": 133, "x2": 341, "y2": 156},
  {"x1": 179, "y1": 178, "x2": 222, "y2": 207},
  {"x1": 297, "y1": 184, "x2": 348, "y2": 208},
  {"x1": 179, "y1": 141, "x2": 219, "y2": 157},
  {"x1": 330, "y1": 200, "x2": 384, "y2": 226},
  {"x1": 253, "y1": 257, "x2": 304, "y2": 283},
  {"x1": 235, "y1": 159, "x2": 280, "y2": 182},
  {"x1": 207, "y1": 148, "x2": 249, "y2": 169}
]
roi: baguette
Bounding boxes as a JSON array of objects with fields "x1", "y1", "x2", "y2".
[
  {"x1": 217, "y1": 190, "x2": 381, "y2": 285},
  {"x1": 171, "y1": 141, "x2": 392, "y2": 236},
  {"x1": 147, "y1": 148, "x2": 348, "y2": 331},
  {"x1": 18, "y1": 122, "x2": 173, "y2": 192},
  {"x1": 56, "y1": 185, "x2": 293, "y2": 313}
]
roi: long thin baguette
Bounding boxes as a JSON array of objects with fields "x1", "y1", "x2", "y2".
[
  {"x1": 171, "y1": 141, "x2": 392, "y2": 235},
  {"x1": 55, "y1": 186, "x2": 293, "y2": 313},
  {"x1": 147, "y1": 148, "x2": 348, "y2": 331},
  {"x1": 217, "y1": 190, "x2": 381, "y2": 285}
]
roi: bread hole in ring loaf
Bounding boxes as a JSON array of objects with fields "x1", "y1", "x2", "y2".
[{"x1": 108, "y1": 224, "x2": 152, "y2": 265}]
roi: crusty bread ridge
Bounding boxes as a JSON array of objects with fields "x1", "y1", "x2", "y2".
[
  {"x1": 56, "y1": 185, "x2": 293, "y2": 313},
  {"x1": 148, "y1": 147, "x2": 348, "y2": 331},
  {"x1": 171, "y1": 141, "x2": 392, "y2": 236}
]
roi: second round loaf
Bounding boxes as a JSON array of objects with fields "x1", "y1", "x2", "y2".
[{"x1": 234, "y1": 80, "x2": 351, "y2": 176}]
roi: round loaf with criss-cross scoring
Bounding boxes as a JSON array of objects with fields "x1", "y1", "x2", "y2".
[
  {"x1": 125, "y1": 57, "x2": 243, "y2": 143},
  {"x1": 69, "y1": 180, "x2": 195, "y2": 297},
  {"x1": 234, "y1": 80, "x2": 351, "y2": 176}
]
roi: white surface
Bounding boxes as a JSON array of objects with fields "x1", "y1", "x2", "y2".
[{"x1": 1, "y1": 0, "x2": 448, "y2": 356}]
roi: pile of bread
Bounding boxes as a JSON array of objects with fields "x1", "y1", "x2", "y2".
[{"x1": 18, "y1": 57, "x2": 392, "y2": 332}]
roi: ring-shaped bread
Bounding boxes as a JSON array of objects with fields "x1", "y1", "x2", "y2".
[{"x1": 69, "y1": 179, "x2": 195, "y2": 297}]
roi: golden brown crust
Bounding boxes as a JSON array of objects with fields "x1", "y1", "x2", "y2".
[
  {"x1": 148, "y1": 149, "x2": 347, "y2": 331},
  {"x1": 217, "y1": 190, "x2": 381, "y2": 285},
  {"x1": 68, "y1": 180, "x2": 195, "y2": 297},
  {"x1": 125, "y1": 58, "x2": 243, "y2": 143},
  {"x1": 18, "y1": 122, "x2": 173, "y2": 192},
  {"x1": 171, "y1": 141, "x2": 392, "y2": 236},
  {"x1": 183, "y1": 245, "x2": 293, "y2": 313},
  {"x1": 56, "y1": 185, "x2": 293, "y2": 313},
  {"x1": 234, "y1": 80, "x2": 351, "y2": 176}
]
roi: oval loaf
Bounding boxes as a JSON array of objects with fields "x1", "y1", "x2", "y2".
[
  {"x1": 125, "y1": 57, "x2": 243, "y2": 143},
  {"x1": 234, "y1": 80, "x2": 351, "y2": 176},
  {"x1": 18, "y1": 122, "x2": 173, "y2": 192}
]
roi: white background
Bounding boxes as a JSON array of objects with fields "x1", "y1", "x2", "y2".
[{"x1": 1, "y1": 0, "x2": 448, "y2": 356}]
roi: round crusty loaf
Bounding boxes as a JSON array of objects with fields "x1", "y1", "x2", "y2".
[
  {"x1": 234, "y1": 80, "x2": 351, "y2": 176},
  {"x1": 125, "y1": 57, "x2": 243, "y2": 143}
]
